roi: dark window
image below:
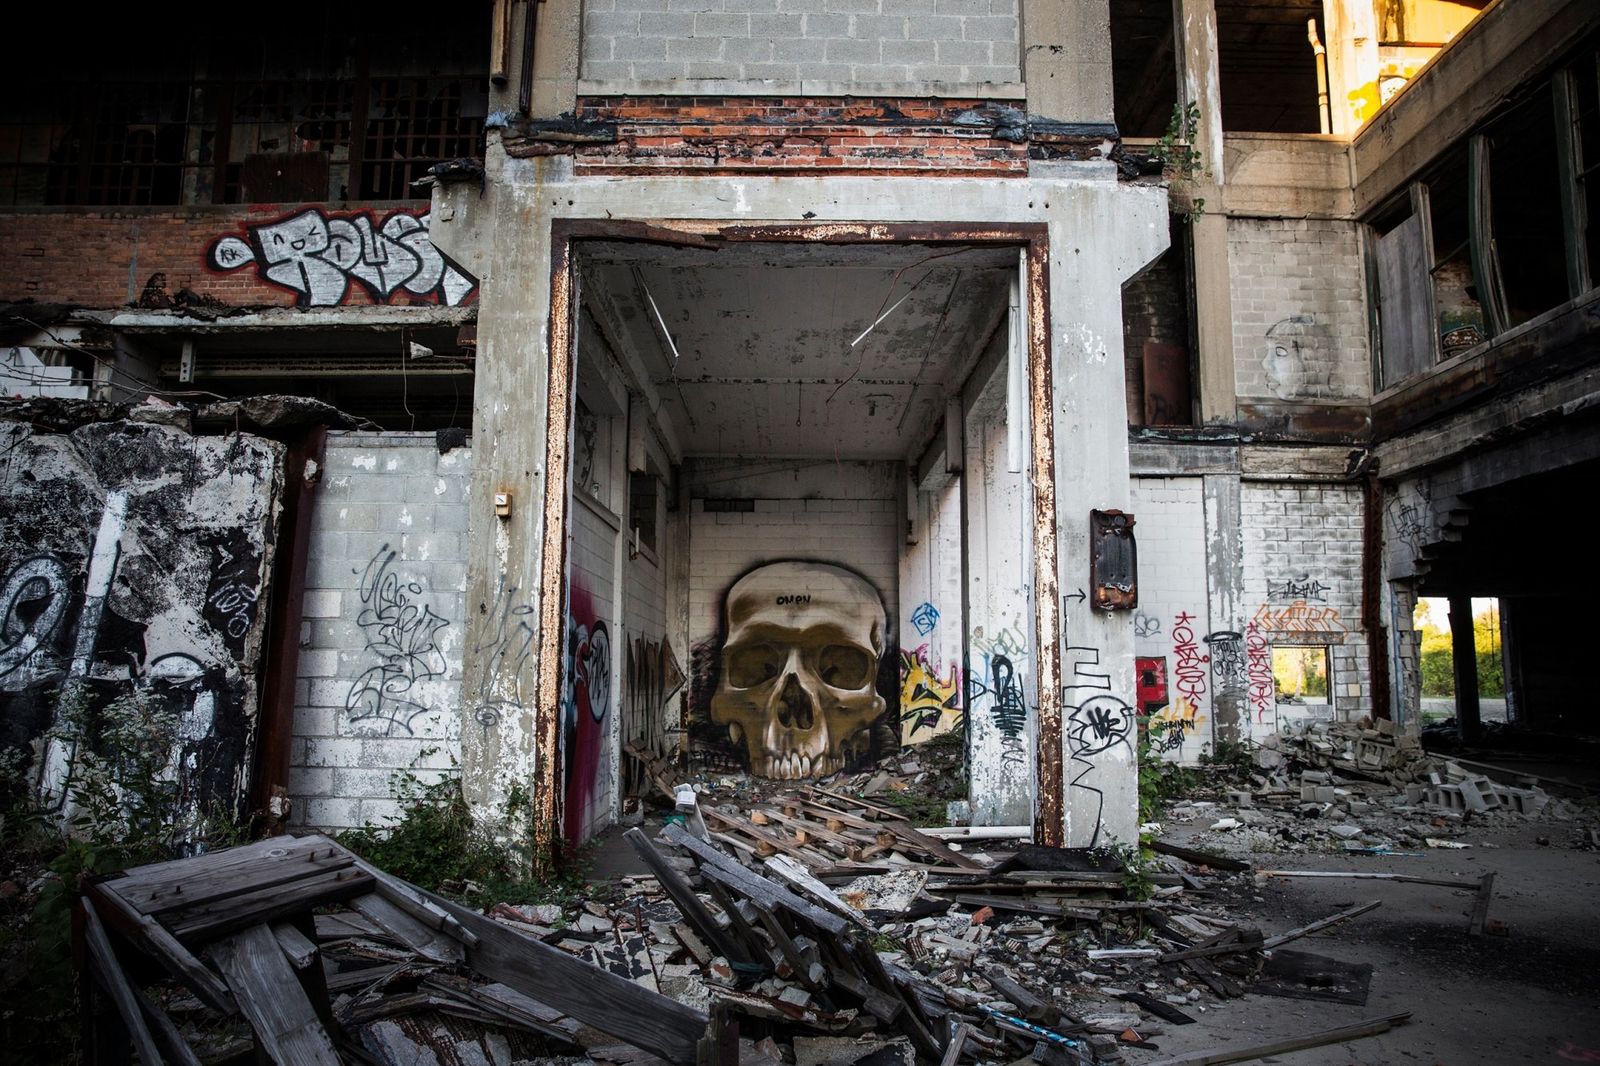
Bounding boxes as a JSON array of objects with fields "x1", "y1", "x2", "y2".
[{"x1": 630, "y1": 473, "x2": 659, "y2": 555}]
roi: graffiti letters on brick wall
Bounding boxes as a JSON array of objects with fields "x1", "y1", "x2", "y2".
[
  {"x1": 0, "y1": 424, "x2": 279, "y2": 849},
  {"x1": 208, "y1": 208, "x2": 478, "y2": 308},
  {"x1": 345, "y1": 544, "x2": 451, "y2": 736},
  {"x1": 968, "y1": 624, "x2": 1030, "y2": 770},
  {"x1": 692, "y1": 561, "x2": 896, "y2": 780}
]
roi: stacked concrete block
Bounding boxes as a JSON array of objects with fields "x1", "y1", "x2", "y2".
[
  {"x1": 289, "y1": 433, "x2": 472, "y2": 831},
  {"x1": 579, "y1": 0, "x2": 1021, "y2": 86}
]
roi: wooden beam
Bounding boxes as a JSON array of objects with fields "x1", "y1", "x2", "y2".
[
  {"x1": 207, "y1": 923, "x2": 343, "y2": 1066},
  {"x1": 79, "y1": 898, "x2": 165, "y2": 1066}
]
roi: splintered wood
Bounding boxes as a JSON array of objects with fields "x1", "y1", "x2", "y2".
[{"x1": 75, "y1": 835, "x2": 717, "y2": 1066}]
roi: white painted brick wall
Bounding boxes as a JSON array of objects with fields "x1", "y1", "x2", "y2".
[
  {"x1": 1128, "y1": 477, "x2": 1210, "y2": 761},
  {"x1": 580, "y1": 0, "x2": 1020, "y2": 86},
  {"x1": 1228, "y1": 219, "x2": 1371, "y2": 402},
  {"x1": 687, "y1": 464, "x2": 900, "y2": 651},
  {"x1": 290, "y1": 434, "x2": 471, "y2": 831},
  {"x1": 1241, "y1": 481, "x2": 1369, "y2": 723}
]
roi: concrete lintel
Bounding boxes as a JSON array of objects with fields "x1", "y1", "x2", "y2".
[
  {"x1": 575, "y1": 78, "x2": 1027, "y2": 101},
  {"x1": 1129, "y1": 439, "x2": 1240, "y2": 476},
  {"x1": 100, "y1": 307, "x2": 477, "y2": 332}
]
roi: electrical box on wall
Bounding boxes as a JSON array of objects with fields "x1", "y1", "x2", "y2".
[{"x1": 1089, "y1": 508, "x2": 1137, "y2": 611}]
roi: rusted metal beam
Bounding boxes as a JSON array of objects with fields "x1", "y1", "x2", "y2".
[
  {"x1": 532, "y1": 233, "x2": 577, "y2": 870},
  {"x1": 250, "y1": 427, "x2": 327, "y2": 835},
  {"x1": 1359, "y1": 463, "x2": 1391, "y2": 721},
  {"x1": 1025, "y1": 237, "x2": 1064, "y2": 848}
]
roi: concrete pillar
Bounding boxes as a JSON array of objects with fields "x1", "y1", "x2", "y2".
[
  {"x1": 491, "y1": 0, "x2": 582, "y2": 118},
  {"x1": 1171, "y1": 0, "x2": 1235, "y2": 427},
  {"x1": 964, "y1": 394, "x2": 1036, "y2": 826},
  {"x1": 1202, "y1": 473, "x2": 1245, "y2": 748},
  {"x1": 899, "y1": 474, "x2": 966, "y2": 748},
  {"x1": 1321, "y1": 0, "x2": 1380, "y2": 136},
  {"x1": 1023, "y1": 0, "x2": 1113, "y2": 124},
  {"x1": 1448, "y1": 593, "x2": 1481, "y2": 743},
  {"x1": 1050, "y1": 164, "x2": 1169, "y2": 847}
]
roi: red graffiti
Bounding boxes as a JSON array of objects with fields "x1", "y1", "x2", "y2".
[
  {"x1": 1246, "y1": 621, "x2": 1274, "y2": 721},
  {"x1": 1171, "y1": 611, "x2": 1208, "y2": 707},
  {"x1": 562, "y1": 583, "x2": 612, "y2": 845},
  {"x1": 1557, "y1": 1043, "x2": 1600, "y2": 1062}
]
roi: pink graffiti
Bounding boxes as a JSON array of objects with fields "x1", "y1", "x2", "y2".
[
  {"x1": 1171, "y1": 611, "x2": 1208, "y2": 706},
  {"x1": 1557, "y1": 1043, "x2": 1600, "y2": 1063},
  {"x1": 1246, "y1": 621, "x2": 1273, "y2": 721}
]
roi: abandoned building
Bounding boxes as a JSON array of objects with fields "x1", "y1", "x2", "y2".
[{"x1": 1, "y1": 0, "x2": 1596, "y2": 867}]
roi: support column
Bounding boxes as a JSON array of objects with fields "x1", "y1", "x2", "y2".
[
  {"x1": 1172, "y1": 0, "x2": 1234, "y2": 426},
  {"x1": 1448, "y1": 594, "x2": 1482, "y2": 744},
  {"x1": 1202, "y1": 473, "x2": 1244, "y2": 748},
  {"x1": 1022, "y1": 0, "x2": 1112, "y2": 124},
  {"x1": 1321, "y1": 0, "x2": 1380, "y2": 135}
]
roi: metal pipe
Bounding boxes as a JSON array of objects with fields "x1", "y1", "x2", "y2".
[{"x1": 1307, "y1": 19, "x2": 1331, "y2": 135}]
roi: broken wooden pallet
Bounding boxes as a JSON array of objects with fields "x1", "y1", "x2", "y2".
[{"x1": 78, "y1": 834, "x2": 720, "y2": 1066}]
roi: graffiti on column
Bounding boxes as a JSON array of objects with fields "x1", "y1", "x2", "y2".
[
  {"x1": 1245, "y1": 621, "x2": 1274, "y2": 721},
  {"x1": 910, "y1": 601, "x2": 940, "y2": 637},
  {"x1": 1204, "y1": 629, "x2": 1245, "y2": 745},
  {"x1": 563, "y1": 583, "x2": 611, "y2": 843},
  {"x1": 624, "y1": 636, "x2": 685, "y2": 784},
  {"x1": 345, "y1": 544, "x2": 451, "y2": 736},
  {"x1": 968, "y1": 625, "x2": 1030, "y2": 770},
  {"x1": 1133, "y1": 611, "x2": 1162, "y2": 639},
  {"x1": 208, "y1": 208, "x2": 478, "y2": 308},
  {"x1": 469, "y1": 580, "x2": 536, "y2": 736},
  {"x1": 1062, "y1": 643, "x2": 1134, "y2": 847},
  {"x1": 899, "y1": 645, "x2": 962, "y2": 743}
]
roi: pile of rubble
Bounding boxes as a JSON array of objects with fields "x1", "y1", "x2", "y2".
[{"x1": 77, "y1": 768, "x2": 1420, "y2": 1066}]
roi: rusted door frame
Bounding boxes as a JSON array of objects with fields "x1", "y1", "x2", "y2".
[{"x1": 532, "y1": 219, "x2": 1063, "y2": 859}]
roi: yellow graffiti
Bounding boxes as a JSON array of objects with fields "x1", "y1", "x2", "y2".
[
  {"x1": 899, "y1": 648, "x2": 963, "y2": 745},
  {"x1": 1149, "y1": 696, "x2": 1204, "y2": 754},
  {"x1": 1252, "y1": 600, "x2": 1347, "y2": 635}
]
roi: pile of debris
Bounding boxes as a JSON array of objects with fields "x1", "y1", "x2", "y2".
[{"x1": 76, "y1": 781, "x2": 1420, "y2": 1066}]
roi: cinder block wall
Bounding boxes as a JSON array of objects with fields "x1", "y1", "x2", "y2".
[
  {"x1": 290, "y1": 433, "x2": 471, "y2": 831},
  {"x1": 1228, "y1": 218, "x2": 1370, "y2": 402},
  {"x1": 580, "y1": 0, "x2": 1021, "y2": 87},
  {"x1": 1240, "y1": 481, "x2": 1369, "y2": 722}
]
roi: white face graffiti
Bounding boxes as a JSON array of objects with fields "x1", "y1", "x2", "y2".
[{"x1": 709, "y1": 562, "x2": 887, "y2": 780}]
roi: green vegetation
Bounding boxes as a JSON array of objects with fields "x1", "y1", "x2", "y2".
[
  {"x1": 1152, "y1": 101, "x2": 1207, "y2": 216},
  {"x1": 2, "y1": 683, "x2": 245, "y2": 1063},
  {"x1": 337, "y1": 767, "x2": 592, "y2": 908},
  {"x1": 1415, "y1": 599, "x2": 1505, "y2": 699}
]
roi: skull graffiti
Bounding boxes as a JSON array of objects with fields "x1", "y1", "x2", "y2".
[{"x1": 709, "y1": 562, "x2": 887, "y2": 780}]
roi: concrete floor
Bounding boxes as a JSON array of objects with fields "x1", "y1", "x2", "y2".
[{"x1": 1134, "y1": 819, "x2": 1600, "y2": 1065}]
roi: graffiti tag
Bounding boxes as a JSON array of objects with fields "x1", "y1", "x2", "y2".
[
  {"x1": 345, "y1": 544, "x2": 450, "y2": 735},
  {"x1": 209, "y1": 208, "x2": 478, "y2": 308},
  {"x1": 1245, "y1": 621, "x2": 1273, "y2": 721},
  {"x1": 910, "y1": 601, "x2": 940, "y2": 637}
]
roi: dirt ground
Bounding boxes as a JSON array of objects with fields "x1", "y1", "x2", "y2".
[{"x1": 1131, "y1": 820, "x2": 1600, "y2": 1065}]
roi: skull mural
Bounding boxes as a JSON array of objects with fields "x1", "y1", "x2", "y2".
[{"x1": 709, "y1": 562, "x2": 887, "y2": 780}]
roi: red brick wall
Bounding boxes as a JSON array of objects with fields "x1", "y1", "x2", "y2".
[
  {"x1": 0, "y1": 203, "x2": 476, "y2": 311},
  {"x1": 563, "y1": 97, "x2": 1032, "y2": 176}
]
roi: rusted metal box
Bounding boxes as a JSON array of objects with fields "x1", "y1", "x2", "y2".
[{"x1": 1089, "y1": 508, "x2": 1137, "y2": 611}]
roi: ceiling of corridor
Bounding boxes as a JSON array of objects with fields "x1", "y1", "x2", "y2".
[{"x1": 579, "y1": 241, "x2": 1017, "y2": 462}]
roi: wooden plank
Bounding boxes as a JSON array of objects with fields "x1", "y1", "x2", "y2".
[
  {"x1": 271, "y1": 920, "x2": 319, "y2": 970},
  {"x1": 1143, "y1": 1011, "x2": 1412, "y2": 1065},
  {"x1": 208, "y1": 924, "x2": 343, "y2": 1065},
  {"x1": 625, "y1": 828, "x2": 759, "y2": 966},
  {"x1": 762, "y1": 854, "x2": 878, "y2": 931},
  {"x1": 662, "y1": 824, "x2": 849, "y2": 936},
  {"x1": 86, "y1": 881, "x2": 237, "y2": 1015},
  {"x1": 165, "y1": 867, "x2": 373, "y2": 943},
  {"x1": 121, "y1": 850, "x2": 355, "y2": 917},
  {"x1": 132, "y1": 984, "x2": 204, "y2": 1066},
  {"x1": 78, "y1": 897, "x2": 165, "y2": 1066},
  {"x1": 349, "y1": 892, "x2": 467, "y2": 965},
  {"x1": 1260, "y1": 901, "x2": 1381, "y2": 950},
  {"x1": 704, "y1": 808, "x2": 832, "y2": 864},
  {"x1": 348, "y1": 855, "x2": 480, "y2": 947},
  {"x1": 1159, "y1": 931, "x2": 1265, "y2": 964},
  {"x1": 1254, "y1": 870, "x2": 1481, "y2": 888},
  {"x1": 1149, "y1": 840, "x2": 1251, "y2": 873},
  {"x1": 113, "y1": 835, "x2": 335, "y2": 897},
  {"x1": 939, "y1": 1023, "x2": 971, "y2": 1066},
  {"x1": 431, "y1": 892, "x2": 710, "y2": 1065}
]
